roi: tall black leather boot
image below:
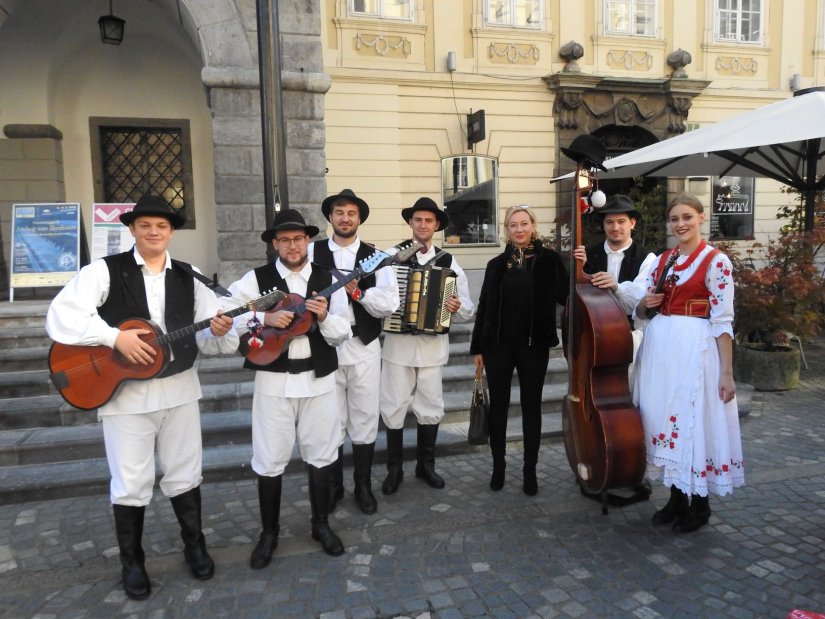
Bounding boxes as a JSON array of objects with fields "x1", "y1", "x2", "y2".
[
  {"x1": 170, "y1": 487, "x2": 215, "y2": 580},
  {"x1": 381, "y1": 428, "x2": 404, "y2": 495},
  {"x1": 328, "y1": 445, "x2": 345, "y2": 512},
  {"x1": 415, "y1": 423, "x2": 445, "y2": 489},
  {"x1": 307, "y1": 464, "x2": 345, "y2": 556},
  {"x1": 250, "y1": 474, "x2": 282, "y2": 569},
  {"x1": 112, "y1": 504, "x2": 151, "y2": 600},
  {"x1": 352, "y1": 442, "x2": 378, "y2": 514},
  {"x1": 652, "y1": 485, "x2": 689, "y2": 525}
]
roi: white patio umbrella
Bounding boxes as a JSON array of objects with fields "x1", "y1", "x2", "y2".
[{"x1": 585, "y1": 87, "x2": 825, "y2": 231}]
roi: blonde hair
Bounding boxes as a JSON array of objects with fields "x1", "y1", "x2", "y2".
[
  {"x1": 667, "y1": 193, "x2": 704, "y2": 215},
  {"x1": 503, "y1": 205, "x2": 539, "y2": 241}
]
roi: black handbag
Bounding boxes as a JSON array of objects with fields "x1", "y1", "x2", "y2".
[{"x1": 468, "y1": 373, "x2": 490, "y2": 445}]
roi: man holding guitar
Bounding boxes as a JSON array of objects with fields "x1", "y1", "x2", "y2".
[
  {"x1": 308, "y1": 189, "x2": 399, "y2": 516},
  {"x1": 226, "y1": 209, "x2": 352, "y2": 567},
  {"x1": 45, "y1": 195, "x2": 238, "y2": 601},
  {"x1": 379, "y1": 197, "x2": 475, "y2": 495}
]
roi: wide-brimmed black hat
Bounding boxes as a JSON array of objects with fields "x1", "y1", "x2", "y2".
[
  {"x1": 261, "y1": 209, "x2": 320, "y2": 244},
  {"x1": 120, "y1": 195, "x2": 185, "y2": 229},
  {"x1": 561, "y1": 135, "x2": 608, "y2": 171},
  {"x1": 401, "y1": 197, "x2": 449, "y2": 232},
  {"x1": 597, "y1": 194, "x2": 641, "y2": 221},
  {"x1": 321, "y1": 189, "x2": 370, "y2": 223}
]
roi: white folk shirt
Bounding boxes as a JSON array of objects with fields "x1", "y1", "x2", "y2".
[
  {"x1": 45, "y1": 248, "x2": 239, "y2": 416},
  {"x1": 227, "y1": 259, "x2": 351, "y2": 398},
  {"x1": 308, "y1": 236, "x2": 400, "y2": 365},
  {"x1": 603, "y1": 240, "x2": 657, "y2": 316},
  {"x1": 381, "y1": 243, "x2": 475, "y2": 368}
]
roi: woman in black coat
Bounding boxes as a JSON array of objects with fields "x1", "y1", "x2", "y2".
[{"x1": 471, "y1": 205, "x2": 568, "y2": 495}]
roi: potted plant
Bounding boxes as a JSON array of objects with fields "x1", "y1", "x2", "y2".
[{"x1": 718, "y1": 201, "x2": 825, "y2": 390}]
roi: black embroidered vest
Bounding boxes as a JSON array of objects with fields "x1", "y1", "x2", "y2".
[
  {"x1": 98, "y1": 252, "x2": 197, "y2": 378},
  {"x1": 245, "y1": 262, "x2": 338, "y2": 377},
  {"x1": 312, "y1": 240, "x2": 381, "y2": 345}
]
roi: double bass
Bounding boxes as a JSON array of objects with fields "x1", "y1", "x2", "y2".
[{"x1": 561, "y1": 163, "x2": 647, "y2": 513}]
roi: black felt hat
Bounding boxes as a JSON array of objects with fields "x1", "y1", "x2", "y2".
[
  {"x1": 261, "y1": 209, "x2": 320, "y2": 244},
  {"x1": 321, "y1": 189, "x2": 370, "y2": 223},
  {"x1": 400, "y1": 197, "x2": 449, "y2": 232},
  {"x1": 597, "y1": 194, "x2": 641, "y2": 220},
  {"x1": 120, "y1": 195, "x2": 185, "y2": 229},
  {"x1": 561, "y1": 135, "x2": 608, "y2": 171}
]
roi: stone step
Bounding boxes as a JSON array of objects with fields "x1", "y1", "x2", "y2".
[
  {"x1": 0, "y1": 411, "x2": 564, "y2": 505},
  {"x1": 0, "y1": 300, "x2": 50, "y2": 328},
  {"x1": 0, "y1": 383, "x2": 568, "y2": 467}
]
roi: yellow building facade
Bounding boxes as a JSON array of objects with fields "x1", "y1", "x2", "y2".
[{"x1": 321, "y1": 0, "x2": 824, "y2": 269}]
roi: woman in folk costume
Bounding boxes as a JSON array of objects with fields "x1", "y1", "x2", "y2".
[{"x1": 633, "y1": 193, "x2": 744, "y2": 533}]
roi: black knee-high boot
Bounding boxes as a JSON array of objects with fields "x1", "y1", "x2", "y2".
[
  {"x1": 381, "y1": 428, "x2": 404, "y2": 495},
  {"x1": 307, "y1": 464, "x2": 345, "y2": 556},
  {"x1": 250, "y1": 474, "x2": 282, "y2": 569},
  {"x1": 652, "y1": 485, "x2": 689, "y2": 525},
  {"x1": 328, "y1": 445, "x2": 345, "y2": 511},
  {"x1": 672, "y1": 494, "x2": 711, "y2": 533},
  {"x1": 415, "y1": 423, "x2": 445, "y2": 489},
  {"x1": 352, "y1": 442, "x2": 378, "y2": 514},
  {"x1": 170, "y1": 487, "x2": 215, "y2": 580},
  {"x1": 112, "y1": 504, "x2": 151, "y2": 600}
]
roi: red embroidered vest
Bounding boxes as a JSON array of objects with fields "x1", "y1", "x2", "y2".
[{"x1": 654, "y1": 243, "x2": 720, "y2": 319}]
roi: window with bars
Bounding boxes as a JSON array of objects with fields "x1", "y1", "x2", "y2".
[
  {"x1": 89, "y1": 118, "x2": 195, "y2": 228},
  {"x1": 605, "y1": 0, "x2": 657, "y2": 36},
  {"x1": 715, "y1": 0, "x2": 762, "y2": 43},
  {"x1": 350, "y1": 0, "x2": 412, "y2": 20},
  {"x1": 485, "y1": 0, "x2": 541, "y2": 28}
]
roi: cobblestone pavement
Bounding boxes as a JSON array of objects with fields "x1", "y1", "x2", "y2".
[{"x1": 1, "y1": 340, "x2": 825, "y2": 618}]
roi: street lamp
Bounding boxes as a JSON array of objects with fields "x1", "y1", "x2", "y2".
[{"x1": 98, "y1": 0, "x2": 125, "y2": 45}]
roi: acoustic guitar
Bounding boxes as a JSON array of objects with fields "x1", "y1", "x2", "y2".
[
  {"x1": 48, "y1": 289, "x2": 287, "y2": 410},
  {"x1": 242, "y1": 241, "x2": 422, "y2": 366}
]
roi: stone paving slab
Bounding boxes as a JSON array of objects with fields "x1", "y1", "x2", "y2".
[{"x1": 0, "y1": 337, "x2": 823, "y2": 618}]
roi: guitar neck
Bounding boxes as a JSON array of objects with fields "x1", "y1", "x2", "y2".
[
  {"x1": 156, "y1": 303, "x2": 251, "y2": 345},
  {"x1": 297, "y1": 267, "x2": 365, "y2": 312}
]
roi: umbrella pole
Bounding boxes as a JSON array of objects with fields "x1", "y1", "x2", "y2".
[{"x1": 804, "y1": 139, "x2": 819, "y2": 232}]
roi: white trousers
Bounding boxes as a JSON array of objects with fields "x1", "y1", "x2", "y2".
[
  {"x1": 335, "y1": 353, "x2": 381, "y2": 445},
  {"x1": 251, "y1": 390, "x2": 340, "y2": 476},
  {"x1": 101, "y1": 401, "x2": 203, "y2": 506},
  {"x1": 379, "y1": 361, "x2": 445, "y2": 429}
]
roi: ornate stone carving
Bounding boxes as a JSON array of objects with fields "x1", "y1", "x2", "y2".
[
  {"x1": 668, "y1": 96, "x2": 693, "y2": 133},
  {"x1": 607, "y1": 50, "x2": 654, "y2": 71},
  {"x1": 667, "y1": 48, "x2": 693, "y2": 78},
  {"x1": 559, "y1": 40, "x2": 584, "y2": 73},
  {"x1": 488, "y1": 42, "x2": 540, "y2": 64},
  {"x1": 553, "y1": 91, "x2": 585, "y2": 129},
  {"x1": 354, "y1": 33, "x2": 411, "y2": 57},
  {"x1": 715, "y1": 56, "x2": 758, "y2": 75}
]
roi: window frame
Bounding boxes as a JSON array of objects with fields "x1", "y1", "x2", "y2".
[
  {"x1": 483, "y1": 0, "x2": 543, "y2": 30},
  {"x1": 603, "y1": 0, "x2": 658, "y2": 37},
  {"x1": 714, "y1": 0, "x2": 763, "y2": 45},
  {"x1": 89, "y1": 117, "x2": 196, "y2": 229},
  {"x1": 348, "y1": 0, "x2": 414, "y2": 22},
  {"x1": 441, "y1": 155, "x2": 500, "y2": 248}
]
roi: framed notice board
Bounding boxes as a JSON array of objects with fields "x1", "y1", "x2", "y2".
[
  {"x1": 10, "y1": 203, "x2": 80, "y2": 300},
  {"x1": 710, "y1": 176, "x2": 755, "y2": 240}
]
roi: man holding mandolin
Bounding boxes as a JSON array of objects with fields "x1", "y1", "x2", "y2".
[
  {"x1": 226, "y1": 209, "x2": 352, "y2": 567},
  {"x1": 45, "y1": 195, "x2": 239, "y2": 601}
]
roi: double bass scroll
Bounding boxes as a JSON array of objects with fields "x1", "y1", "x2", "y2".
[{"x1": 561, "y1": 163, "x2": 647, "y2": 513}]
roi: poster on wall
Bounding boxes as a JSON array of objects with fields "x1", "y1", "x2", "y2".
[
  {"x1": 10, "y1": 203, "x2": 80, "y2": 296},
  {"x1": 710, "y1": 176, "x2": 755, "y2": 240},
  {"x1": 91, "y1": 203, "x2": 136, "y2": 261}
]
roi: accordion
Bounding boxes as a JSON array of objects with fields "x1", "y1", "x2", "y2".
[{"x1": 384, "y1": 264, "x2": 457, "y2": 335}]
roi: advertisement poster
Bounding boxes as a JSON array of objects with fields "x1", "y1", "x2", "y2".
[
  {"x1": 10, "y1": 203, "x2": 80, "y2": 289},
  {"x1": 710, "y1": 176, "x2": 755, "y2": 240},
  {"x1": 91, "y1": 203, "x2": 136, "y2": 261}
]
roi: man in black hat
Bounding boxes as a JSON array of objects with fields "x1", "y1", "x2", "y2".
[
  {"x1": 226, "y1": 208, "x2": 352, "y2": 567},
  {"x1": 308, "y1": 189, "x2": 399, "y2": 515},
  {"x1": 573, "y1": 194, "x2": 656, "y2": 318},
  {"x1": 46, "y1": 195, "x2": 238, "y2": 600},
  {"x1": 379, "y1": 197, "x2": 475, "y2": 495}
]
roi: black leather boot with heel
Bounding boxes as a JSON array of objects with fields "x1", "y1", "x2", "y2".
[
  {"x1": 250, "y1": 474, "x2": 282, "y2": 569},
  {"x1": 169, "y1": 487, "x2": 215, "y2": 580}
]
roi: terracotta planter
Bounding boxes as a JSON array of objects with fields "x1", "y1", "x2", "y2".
[{"x1": 734, "y1": 343, "x2": 801, "y2": 391}]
